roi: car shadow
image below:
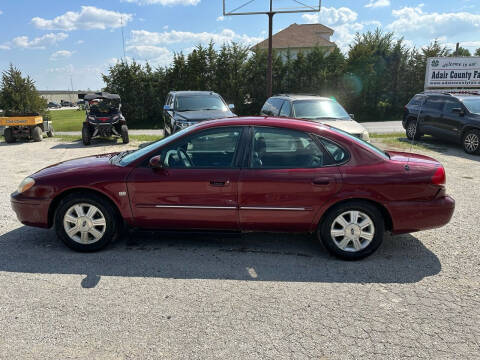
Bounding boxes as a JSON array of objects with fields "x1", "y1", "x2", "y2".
[
  {"x1": 50, "y1": 138, "x2": 121, "y2": 149},
  {"x1": 396, "y1": 136, "x2": 480, "y2": 162},
  {"x1": 0, "y1": 226, "x2": 441, "y2": 287}
]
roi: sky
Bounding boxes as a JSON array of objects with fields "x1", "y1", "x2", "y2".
[{"x1": 0, "y1": 0, "x2": 479, "y2": 90}]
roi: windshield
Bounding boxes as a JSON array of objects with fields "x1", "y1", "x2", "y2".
[
  {"x1": 116, "y1": 125, "x2": 197, "y2": 166},
  {"x1": 462, "y1": 98, "x2": 480, "y2": 114},
  {"x1": 293, "y1": 100, "x2": 350, "y2": 120},
  {"x1": 175, "y1": 95, "x2": 227, "y2": 112},
  {"x1": 331, "y1": 127, "x2": 389, "y2": 159}
]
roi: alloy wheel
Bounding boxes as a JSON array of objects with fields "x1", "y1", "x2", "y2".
[
  {"x1": 464, "y1": 133, "x2": 479, "y2": 153},
  {"x1": 63, "y1": 203, "x2": 106, "y2": 244},
  {"x1": 330, "y1": 210, "x2": 375, "y2": 252}
]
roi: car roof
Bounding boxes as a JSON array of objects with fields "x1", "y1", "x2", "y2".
[
  {"x1": 193, "y1": 116, "x2": 331, "y2": 133},
  {"x1": 270, "y1": 94, "x2": 333, "y2": 101},
  {"x1": 419, "y1": 92, "x2": 480, "y2": 99},
  {"x1": 170, "y1": 91, "x2": 220, "y2": 96}
]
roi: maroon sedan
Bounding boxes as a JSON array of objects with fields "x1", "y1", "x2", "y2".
[{"x1": 11, "y1": 117, "x2": 455, "y2": 260}]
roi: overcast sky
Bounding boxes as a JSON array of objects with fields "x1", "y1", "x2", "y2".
[{"x1": 0, "y1": 0, "x2": 479, "y2": 90}]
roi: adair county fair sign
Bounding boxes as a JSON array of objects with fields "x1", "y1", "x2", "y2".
[{"x1": 425, "y1": 57, "x2": 480, "y2": 89}]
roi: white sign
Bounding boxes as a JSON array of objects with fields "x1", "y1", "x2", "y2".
[{"x1": 425, "y1": 57, "x2": 480, "y2": 89}]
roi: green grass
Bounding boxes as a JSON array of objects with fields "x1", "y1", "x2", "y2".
[
  {"x1": 53, "y1": 134, "x2": 162, "y2": 143},
  {"x1": 370, "y1": 132, "x2": 447, "y2": 152},
  {"x1": 49, "y1": 109, "x2": 85, "y2": 131}
]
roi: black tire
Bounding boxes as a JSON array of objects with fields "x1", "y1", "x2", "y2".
[
  {"x1": 121, "y1": 124, "x2": 129, "y2": 144},
  {"x1": 32, "y1": 126, "x2": 43, "y2": 142},
  {"x1": 318, "y1": 201, "x2": 385, "y2": 260},
  {"x1": 54, "y1": 192, "x2": 118, "y2": 252},
  {"x1": 4, "y1": 128, "x2": 16, "y2": 143},
  {"x1": 406, "y1": 119, "x2": 422, "y2": 140},
  {"x1": 462, "y1": 129, "x2": 480, "y2": 154},
  {"x1": 46, "y1": 125, "x2": 54, "y2": 137},
  {"x1": 82, "y1": 124, "x2": 91, "y2": 145}
]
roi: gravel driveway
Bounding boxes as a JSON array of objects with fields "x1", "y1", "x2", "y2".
[{"x1": 0, "y1": 137, "x2": 479, "y2": 359}]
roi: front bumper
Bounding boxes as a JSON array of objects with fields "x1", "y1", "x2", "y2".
[
  {"x1": 388, "y1": 196, "x2": 455, "y2": 234},
  {"x1": 11, "y1": 192, "x2": 51, "y2": 228}
]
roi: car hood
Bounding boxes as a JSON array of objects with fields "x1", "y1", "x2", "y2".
[
  {"x1": 175, "y1": 110, "x2": 236, "y2": 121},
  {"x1": 32, "y1": 153, "x2": 119, "y2": 178},
  {"x1": 317, "y1": 120, "x2": 367, "y2": 135}
]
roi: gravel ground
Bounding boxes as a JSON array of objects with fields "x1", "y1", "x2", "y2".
[{"x1": 0, "y1": 137, "x2": 479, "y2": 359}]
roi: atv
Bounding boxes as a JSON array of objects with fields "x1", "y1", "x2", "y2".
[
  {"x1": 82, "y1": 92, "x2": 129, "y2": 145},
  {"x1": 1, "y1": 113, "x2": 54, "y2": 143}
]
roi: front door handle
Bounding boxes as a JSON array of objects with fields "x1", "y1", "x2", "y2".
[{"x1": 210, "y1": 180, "x2": 229, "y2": 187}]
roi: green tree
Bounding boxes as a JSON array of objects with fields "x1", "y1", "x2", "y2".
[
  {"x1": 475, "y1": 48, "x2": 480, "y2": 56},
  {"x1": 451, "y1": 46, "x2": 471, "y2": 57},
  {"x1": 0, "y1": 64, "x2": 47, "y2": 116}
]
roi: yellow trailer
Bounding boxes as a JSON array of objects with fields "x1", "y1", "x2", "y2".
[{"x1": 0, "y1": 115, "x2": 54, "y2": 143}]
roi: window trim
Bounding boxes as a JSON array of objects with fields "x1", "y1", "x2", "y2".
[{"x1": 246, "y1": 126, "x2": 335, "y2": 170}]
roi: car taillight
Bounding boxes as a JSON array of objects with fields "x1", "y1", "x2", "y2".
[{"x1": 432, "y1": 166, "x2": 446, "y2": 185}]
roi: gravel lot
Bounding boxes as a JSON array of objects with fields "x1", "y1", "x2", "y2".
[{"x1": 0, "y1": 137, "x2": 479, "y2": 359}]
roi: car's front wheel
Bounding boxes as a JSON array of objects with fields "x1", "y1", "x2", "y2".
[
  {"x1": 55, "y1": 193, "x2": 118, "y2": 252},
  {"x1": 318, "y1": 201, "x2": 384, "y2": 260},
  {"x1": 462, "y1": 129, "x2": 480, "y2": 154}
]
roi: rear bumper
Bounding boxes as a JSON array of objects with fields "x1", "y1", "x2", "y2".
[
  {"x1": 11, "y1": 192, "x2": 51, "y2": 228},
  {"x1": 388, "y1": 196, "x2": 455, "y2": 234}
]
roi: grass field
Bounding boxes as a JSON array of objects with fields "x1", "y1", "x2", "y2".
[
  {"x1": 370, "y1": 132, "x2": 448, "y2": 151},
  {"x1": 53, "y1": 134, "x2": 162, "y2": 143},
  {"x1": 49, "y1": 109, "x2": 84, "y2": 132}
]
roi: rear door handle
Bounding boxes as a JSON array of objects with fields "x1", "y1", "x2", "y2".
[
  {"x1": 312, "y1": 178, "x2": 331, "y2": 186},
  {"x1": 210, "y1": 180, "x2": 229, "y2": 187}
]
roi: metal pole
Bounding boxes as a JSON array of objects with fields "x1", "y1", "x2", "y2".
[{"x1": 267, "y1": 11, "x2": 274, "y2": 98}]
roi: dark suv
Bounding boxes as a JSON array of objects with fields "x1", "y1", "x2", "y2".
[
  {"x1": 163, "y1": 91, "x2": 236, "y2": 135},
  {"x1": 403, "y1": 92, "x2": 480, "y2": 154}
]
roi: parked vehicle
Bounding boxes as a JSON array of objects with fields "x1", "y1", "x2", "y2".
[
  {"x1": 82, "y1": 92, "x2": 128, "y2": 145},
  {"x1": 61, "y1": 100, "x2": 75, "y2": 107},
  {"x1": 11, "y1": 117, "x2": 454, "y2": 260},
  {"x1": 403, "y1": 92, "x2": 480, "y2": 154},
  {"x1": 1, "y1": 114, "x2": 54, "y2": 143},
  {"x1": 48, "y1": 102, "x2": 61, "y2": 109},
  {"x1": 163, "y1": 91, "x2": 236, "y2": 135},
  {"x1": 260, "y1": 94, "x2": 370, "y2": 141}
]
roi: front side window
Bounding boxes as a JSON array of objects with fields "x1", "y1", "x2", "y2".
[
  {"x1": 443, "y1": 99, "x2": 462, "y2": 114},
  {"x1": 175, "y1": 95, "x2": 227, "y2": 112},
  {"x1": 462, "y1": 98, "x2": 480, "y2": 114},
  {"x1": 162, "y1": 127, "x2": 243, "y2": 168},
  {"x1": 292, "y1": 100, "x2": 350, "y2": 120},
  {"x1": 250, "y1": 127, "x2": 331, "y2": 169}
]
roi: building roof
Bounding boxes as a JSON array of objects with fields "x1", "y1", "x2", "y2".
[{"x1": 253, "y1": 23, "x2": 336, "y2": 50}]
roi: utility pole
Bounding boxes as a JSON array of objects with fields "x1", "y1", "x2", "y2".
[{"x1": 267, "y1": 0, "x2": 274, "y2": 97}]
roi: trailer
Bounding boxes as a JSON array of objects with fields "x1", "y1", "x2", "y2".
[{"x1": 0, "y1": 115, "x2": 54, "y2": 143}]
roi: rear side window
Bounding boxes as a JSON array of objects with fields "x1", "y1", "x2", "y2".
[
  {"x1": 409, "y1": 95, "x2": 425, "y2": 106},
  {"x1": 261, "y1": 98, "x2": 284, "y2": 116},
  {"x1": 424, "y1": 96, "x2": 445, "y2": 111},
  {"x1": 319, "y1": 138, "x2": 348, "y2": 163},
  {"x1": 250, "y1": 127, "x2": 332, "y2": 168}
]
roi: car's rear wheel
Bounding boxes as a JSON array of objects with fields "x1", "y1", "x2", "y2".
[
  {"x1": 318, "y1": 201, "x2": 384, "y2": 260},
  {"x1": 406, "y1": 119, "x2": 422, "y2": 140},
  {"x1": 82, "y1": 124, "x2": 91, "y2": 145},
  {"x1": 4, "y1": 128, "x2": 16, "y2": 143},
  {"x1": 462, "y1": 129, "x2": 480, "y2": 154},
  {"x1": 55, "y1": 193, "x2": 118, "y2": 252}
]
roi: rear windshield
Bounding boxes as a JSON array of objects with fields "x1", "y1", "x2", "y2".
[
  {"x1": 292, "y1": 100, "x2": 350, "y2": 120},
  {"x1": 331, "y1": 127, "x2": 389, "y2": 160},
  {"x1": 409, "y1": 95, "x2": 425, "y2": 105},
  {"x1": 462, "y1": 98, "x2": 480, "y2": 114}
]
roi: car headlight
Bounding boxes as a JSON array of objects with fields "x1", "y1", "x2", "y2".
[
  {"x1": 361, "y1": 131, "x2": 370, "y2": 142},
  {"x1": 18, "y1": 177, "x2": 35, "y2": 193}
]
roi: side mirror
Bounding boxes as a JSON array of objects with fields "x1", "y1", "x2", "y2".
[
  {"x1": 349, "y1": 113, "x2": 355, "y2": 120},
  {"x1": 228, "y1": 104, "x2": 235, "y2": 110},
  {"x1": 163, "y1": 104, "x2": 172, "y2": 111},
  {"x1": 452, "y1": 108, "x2": 464, "y2": 116},
  {"x1": 149, "y1": 155, "x2": 163, "y2": 169}
]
